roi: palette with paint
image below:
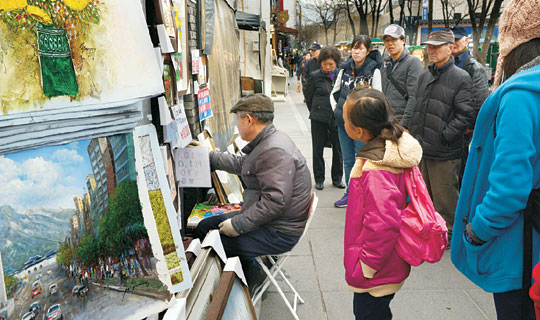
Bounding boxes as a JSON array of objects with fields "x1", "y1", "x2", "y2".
[{"x1": 187, "y1": 203, "x2": 243, "y2": 228}]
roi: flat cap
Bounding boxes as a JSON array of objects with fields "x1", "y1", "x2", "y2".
[
  {"x1": 423, "y1": 29, "x2": 455, "y2": 45},
  {"x1": 230, "y1": 93, "x2": 274, "y2": 113}
]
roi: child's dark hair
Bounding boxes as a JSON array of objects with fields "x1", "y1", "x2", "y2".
[{"x1": 347, "y1": 87, "x2": 404, "y2": 144}]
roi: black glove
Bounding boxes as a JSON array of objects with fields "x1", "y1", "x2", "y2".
[{"x1": 465, "y1": 223, "x2": 486, "y2": 246}]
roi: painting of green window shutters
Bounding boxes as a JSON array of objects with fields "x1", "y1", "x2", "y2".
[{"x1": 0, "y1": 0, "x2": 163, "y2": 114}]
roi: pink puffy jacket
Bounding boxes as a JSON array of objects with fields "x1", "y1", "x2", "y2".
[{"x1": 344, "y1": 132, "x2": 422, "y2": 294}]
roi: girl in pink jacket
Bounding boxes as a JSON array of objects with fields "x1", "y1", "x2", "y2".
[{"x1": 343, "y1": 88, "x2": 422, "y2": 319}]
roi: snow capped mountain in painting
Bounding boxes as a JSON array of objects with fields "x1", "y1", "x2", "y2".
[{"x1": 0, "y1": 205, "x2": 72, "y2": 271}]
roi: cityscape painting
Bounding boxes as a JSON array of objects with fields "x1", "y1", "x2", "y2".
[{"x1": 0, "y1": 133, "x2": 173, "y2": 320}]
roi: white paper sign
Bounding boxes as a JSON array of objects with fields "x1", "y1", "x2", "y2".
[
  {"x1": 174, "y1": 147, "x2": 212, "y2": 187},
  {"x1": 158, "y1": 96, "x2": 172, "y2": 125},
  {"x1": 157, "y1": 24, "x2": 175, "y2": 53},
  {"x1": 171, "y1": 101, "x2": 192, "y2": 148}
]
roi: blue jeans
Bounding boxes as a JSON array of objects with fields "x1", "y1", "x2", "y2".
[{"x1": 338, "y1": 126, "x2": 365, "y2": 192}]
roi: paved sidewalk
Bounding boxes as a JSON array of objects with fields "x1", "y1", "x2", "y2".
[{"x1": 259, "y1": 78, "x2": 496, "y2": 320}]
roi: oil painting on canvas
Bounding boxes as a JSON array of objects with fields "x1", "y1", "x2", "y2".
[
  {"x1": 0, "y1": 0, "x2": 163, "y2": 114},
  {"x1": 0, "y1": 133, "x2": 175, "y2": 320}
]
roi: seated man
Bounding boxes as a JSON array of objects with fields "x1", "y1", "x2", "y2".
[{"x1": 194, "y1": 94, "x2": 312, "y2": 282}]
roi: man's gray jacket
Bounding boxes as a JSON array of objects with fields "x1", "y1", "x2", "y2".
[
  {"x1": 381, "y1": 50, "x2": 425, "y2": 128},
  {"x1": 209, "y1": 124, "x2": 312, "y2": 237}
]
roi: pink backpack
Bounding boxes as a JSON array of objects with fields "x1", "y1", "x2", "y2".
[{"x1": 395, "y1": 165, "x2": 448, "y2": 266}]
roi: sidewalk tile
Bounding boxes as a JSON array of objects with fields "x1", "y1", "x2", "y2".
[
  {"x1": 260, "y1": 291, "x2": 326, "y2": 320},
  {"x1": 312, "y1": 254, "x2": 348, "y2": 292},
  {"x1": 322, "y1": 291, "x2": 354, "y2": 320},
  {"x1": 391, "y1": 290, "x2": 489, "y2": 320},
  {"x1": 309, "y1": 228, "x2": 344, "y2": 257},
  {"x1": 266, "y1": 255, "x2": 320, "y2": 293}
]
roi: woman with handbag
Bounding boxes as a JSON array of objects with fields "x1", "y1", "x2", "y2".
[
  {"x1": 451, "y1": 0, "x2": 540, "y2": 318},
  {"x1": 304, "y1": 46, "x2": 345, "y2": 190}
]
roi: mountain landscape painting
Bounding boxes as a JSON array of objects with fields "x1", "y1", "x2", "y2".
[{"x1": 0, "y1": 134, "x2": 173, "y2": 320}]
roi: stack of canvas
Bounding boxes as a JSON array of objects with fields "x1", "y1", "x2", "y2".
[{"x1": 0, "y1": 1, "x2": 193, "y2": 319}]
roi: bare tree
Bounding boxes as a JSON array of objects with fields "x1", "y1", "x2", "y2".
[
  {"x1": 403, "y1": 0, "x2": 422, "y2": 44},
  {"x1": 369, "y1": 0, "x2": 388, "y2": 37},
  {"x1": 388, "y1": 0, "x2": 395, "y2": 24},
  {"x1": 466, "y1": 0, "x2": 504, "y2": 64},
  {"x1": 353, "y1": 0, "x2": 370, "y2": 34},
  {"x1": 440, "y1": 0, "x2": 467, "y2": 27},
  {"x1": 344, "y1": 0, "x2": 357, "y2": 36},
  {"x1": 312, "y1": 0, "x2": 339, "y2": 45}
]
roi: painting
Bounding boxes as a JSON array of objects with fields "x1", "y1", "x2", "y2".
[
  {"x1": 0, "y1": 0, "x2": 163, "y2": 115},
  {"x1": 0, "y1": 132, "x2": 174, "y2": 320},
  {"x1": 134, "y1": 125, "x2": 192, "y2": 293},
  {"x1": 172, "y1": 0, "x2": 189, "y2": 93}
]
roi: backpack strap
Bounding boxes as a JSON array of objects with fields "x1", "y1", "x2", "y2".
[{"x1": 386, "y1": 59, "x2": 409, "y2": 99}]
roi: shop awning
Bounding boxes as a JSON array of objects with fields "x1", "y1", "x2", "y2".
[{"x1": 278, "y1": 24, "x2": 298, "y2": 35}]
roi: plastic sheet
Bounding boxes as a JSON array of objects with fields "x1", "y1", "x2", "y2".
[{"x1": 205, "y1": 0, "x2": 241, "y2": 135}]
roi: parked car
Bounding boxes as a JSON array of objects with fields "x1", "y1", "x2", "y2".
[
  {"x1": 46, "y1": 304, "x2": 63, "y2": 320},
  {"x1": 22, "y1": 312, "x2": 35, "y2": 320},
  {"x1": 49, "y1": 284, "x2": 58, "y2": 296},
  {"x1": 30, "y1": 285, "x2": 41, "y2": 299},
  {"x1": 36, "y1": 274, "x2": 42, "y2": 281},
  {"x1": 31, "y1": 281, "x2": 40, "y2": 288},
  {"x1": 72, "y1": 284, "x2": 88, "y2": 297},
  {"x1": 29, "y1": 301, "x2": 41, "y2": 315}
]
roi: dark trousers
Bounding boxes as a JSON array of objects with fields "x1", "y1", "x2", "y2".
[
  {"x1": 493, "y1": 289, "x2": 535, "y2": 320},
  {"x1": 194, "y1": 212, "x2": 300, "y2": 260},
  {"x1": 311, "y1": 119, "x2": 343, "y2": 184},
  {"x1": 353, "y1": 292, "x2": 395, "y2": 320}
]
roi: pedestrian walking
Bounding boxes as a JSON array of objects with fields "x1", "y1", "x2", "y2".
[
  {"x1": 380, "y1": 24, "x2": 424, "y2": 128},
  {"x1": 451, "y1": 0, "x2": 540, "y2": 318},
  {"x1": 302, "y1": 43, "x2": 322, "y2": 101},
  {"x1": 450, "y1": 26, "x2": 490, "y2": 185},
  {"x1": 330, "y1": 35, "x2": 382, "y2": 207},
  {"x1": 343, "y1": 88, "x2": 422, "y2": 320},
  {"x1": 304, "y1": 46, "x2": 345, "y2": 190},
  {"x1": 408, "y1": 29, "x2": 474, "y2": 242},
  {"x1": 297, "y1": 52, "x2": 311, "y2": 90}
]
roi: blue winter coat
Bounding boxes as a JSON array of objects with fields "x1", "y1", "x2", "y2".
[{"x1": 451, "y1": 62, "x2": 540, "y2": 293}]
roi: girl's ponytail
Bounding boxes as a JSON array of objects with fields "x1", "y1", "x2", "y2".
[{"x1": 347, "y1": 88, "x2": 404, "y2": 144}]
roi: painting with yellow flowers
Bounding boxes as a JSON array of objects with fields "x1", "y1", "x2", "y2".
[{"x1": 0, "y1": 0, "x2": 163, "y2": 115}]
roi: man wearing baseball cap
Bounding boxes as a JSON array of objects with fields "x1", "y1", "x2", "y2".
[
  {"x1": 451, "y1": 26, "x2": 490, "y2": 183},
  {"x1": 380, "y1": 24, "x2": 424, "y2": 128},
  {"x1": 195, "y1": 93, "x2": 312, "y2": 289},
  {"x1": 408, "y1": 29, "x2": 474, "y2": 243},
  {"x1": 302, "y1": 43, "x2": 322, "y2": 98}
]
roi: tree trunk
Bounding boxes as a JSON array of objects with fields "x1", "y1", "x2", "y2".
[
  {"x1": 428, "y1": 0, "x2": 433, "y2": 33},
  {"x1": 389, "y1": 0, "x2": 395, "y2": 24},
  {"x1": 345, "y1": 0, "x2": 356, "y2": 35},
  {"x1": 479, "y1": 0, "x2": 503, "y2": 65}
]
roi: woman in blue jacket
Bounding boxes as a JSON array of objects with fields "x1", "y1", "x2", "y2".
[{"x1": 451, "y1": 1, "x2": 540, "y2": 318}]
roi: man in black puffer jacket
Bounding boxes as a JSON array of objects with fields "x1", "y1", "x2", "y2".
[{"x1": 408, "y1": 29, "x2": 474, "y2": 240}]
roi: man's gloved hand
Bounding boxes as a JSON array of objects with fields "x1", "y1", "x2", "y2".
[{"x1": 218, "y1": 219, "x2": 240, "y2": 237}]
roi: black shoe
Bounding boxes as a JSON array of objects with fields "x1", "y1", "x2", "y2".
[
  {"x1": 315, "y1": 182, "x2": 324, "y2": 190},
  {"x1": 247, "y1": 264, "x2": 267, "y2": 297},
  {"x1": 332, "y1": 181, "x2": 346, "y2": 189}
]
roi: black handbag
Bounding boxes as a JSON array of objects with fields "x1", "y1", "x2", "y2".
[{"x1": 522, "y1": 188, "x2": 540, "y2": 317}]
